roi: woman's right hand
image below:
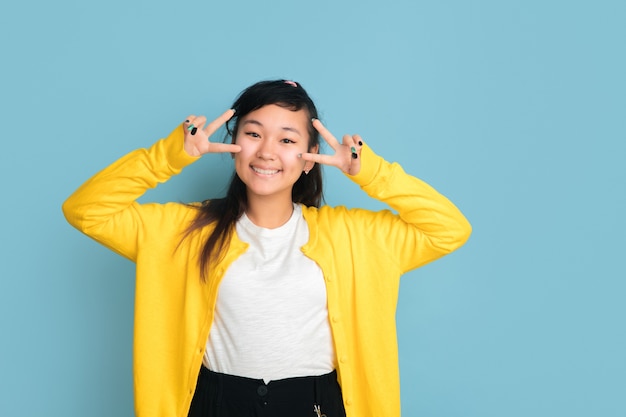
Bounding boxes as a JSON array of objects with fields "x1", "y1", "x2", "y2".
[{"x1": 183, "y1": 109, "x2": 242, "y2": 157}]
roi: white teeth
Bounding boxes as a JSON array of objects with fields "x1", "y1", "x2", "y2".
[{"x1": 252, "y1": 166, "x2": 279, "y2": 175}]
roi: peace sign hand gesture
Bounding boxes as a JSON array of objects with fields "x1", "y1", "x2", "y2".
[
  {"x1": 300, "y1": 118, "x2": 363, "y2": 176},
  {"x1": 183, "y1": 109, "x2": 242, "y2": 157}
]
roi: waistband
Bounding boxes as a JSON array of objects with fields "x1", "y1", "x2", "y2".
[{"x1": 200, "y1": 365, "x2": 338, "y2": 387}]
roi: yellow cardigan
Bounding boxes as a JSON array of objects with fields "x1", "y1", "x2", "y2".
[{"x1": 63, "y1": 124, "x2": 471, "y2": 417}]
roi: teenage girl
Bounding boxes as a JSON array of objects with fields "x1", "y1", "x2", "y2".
[{"x1": 63, "y1": 80, "x2": 471, "y2": 417}]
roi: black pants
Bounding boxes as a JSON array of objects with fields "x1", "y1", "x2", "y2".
[{"x1": 188, "y1": 366, "x2": 347, "y2": 417}]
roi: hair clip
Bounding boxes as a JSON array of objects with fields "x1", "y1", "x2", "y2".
[{"x1": 284, "y1": 80, "x2": 298, "y2": 87}]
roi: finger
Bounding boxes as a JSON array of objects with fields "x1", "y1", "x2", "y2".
[
  {"x1": 344, "y1": 133, "x2": 362, "y2": 145},
  {"x1": 203, "y1": 109, "x2": 235, "y2": 137},
  {"x1": 312, "y1": 118, "x2": 340, "y2": 150},
  {"x1": 184, "y1": 115, "x2": 197, "y2": 130},
  {"x1": 354, "y1": 134, "x2": 364, "y2": 147},
  {"x1": 343, "y1": 134, "x2": 360, "y2": 159},
  {"x1": 300, "y1": 152, "x2": 337, "y2": 167},
  {"x1": 208, "y1": 143, "x2": 241, "y2": 154},
  {"x1": 189, "y1": 115, "x2": 207, "y2": 135},
  {"x1": 193, "y1": 116, "x2": 207, "y2": 130}
]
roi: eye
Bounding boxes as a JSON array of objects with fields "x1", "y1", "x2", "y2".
[
  {"x1": 280, "y1": 138, "x2": 296, "y2": 144},
  {"x1": 245, "y1": 131, "x2": 260, "y2": 138}
]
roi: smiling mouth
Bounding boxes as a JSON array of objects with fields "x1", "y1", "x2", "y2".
[{"x1": 251, "y1": 166, "x2": 280, "y2": 175}]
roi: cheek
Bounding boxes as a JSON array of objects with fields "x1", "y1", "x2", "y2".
[
  {"x1": 236, "y1": 146, "x2": 255, "y2": 158},
  {"x1": 280, "y1": 147, "x2": 308, "y2": 167},
  {"x1": 233, "y1": 149, "x2": 252, "y2": 175},
  {"x1": 234, "y1": 139, "x2": 256, "y2": 160}
]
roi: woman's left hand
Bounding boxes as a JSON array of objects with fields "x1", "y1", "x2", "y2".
[{"x1": 300, "y1": 119, "x2": 363, "y2": 176}]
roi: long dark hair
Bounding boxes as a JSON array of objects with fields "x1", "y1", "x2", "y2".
[{"x1": 182, "y1": 80, "x2": 323, "y2": 281}]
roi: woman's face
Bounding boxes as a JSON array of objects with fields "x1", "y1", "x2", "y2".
[{"x1": 234, "y1": 104, "x2": 317, "y2": 202}]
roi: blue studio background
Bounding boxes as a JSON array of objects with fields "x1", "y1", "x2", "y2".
[{"x1": 1, "y1": 0, "x2": 624, "y2": 416}]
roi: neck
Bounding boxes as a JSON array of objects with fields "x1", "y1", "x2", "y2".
[{"x1": 245, "y1": 194, "x2": 295, "y2": 229}]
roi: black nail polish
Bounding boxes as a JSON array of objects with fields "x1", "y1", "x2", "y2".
[
  {"x1": 185, "y1": 120, "x2": 190, "y2": 123},
  {"x1": 358, "y1": 141, "x2": 363, "y2": 146},
  {"x1": 191, "y1": 127, "x2": 198, "y2": 135},
  {"x1": 352, "y1": 152, "x2": 358, "y2": 159}
]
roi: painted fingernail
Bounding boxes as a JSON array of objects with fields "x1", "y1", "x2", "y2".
[
  {"x1": 351, "y1": 147, "x2": 356, "y2": 153},
  {"x1": 311, "y1": 118, "x2": 317, "y2": 123},
  {"x1": 352, "y1": 152, "x2": 358, "y2": 159},
  {"x1": 191, "y1": 127, "x2": 198, "y2": 135},
  {"x1": 185, "y1": 119, "x2": 190, "y2": 123},
  {"x1": 187, "y1": 124, "x2": 195, "y2": 131},
  {"x1": 358, "y1": 141, "x2": 363, "y2": 146},
  {"x1": 297, "y1": 153, "x2": 302, "y2": 158}
]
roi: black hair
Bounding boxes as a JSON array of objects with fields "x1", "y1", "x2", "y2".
[{"x1": 182, "y1": 80, "x2": 323, "y2": 282}]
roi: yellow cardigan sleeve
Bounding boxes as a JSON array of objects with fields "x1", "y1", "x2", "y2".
[
  {"x1": 62, "y1": 124, "x2": 199, "y2": 261},
  {"x1": 345, "y1": 144, "x2": 472, "y2": 273}
]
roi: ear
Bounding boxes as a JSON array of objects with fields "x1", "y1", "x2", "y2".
[{"x1": 303, "y1": 144, "x2": 319, "y2": 173}]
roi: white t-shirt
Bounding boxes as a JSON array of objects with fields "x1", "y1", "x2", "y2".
[{"x1": 203, "y1": 204, "x2": 336, "y2": 382}]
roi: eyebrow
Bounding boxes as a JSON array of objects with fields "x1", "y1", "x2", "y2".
[{"x1": 242, "y1": 119, "x2": 302, "y2": 136}]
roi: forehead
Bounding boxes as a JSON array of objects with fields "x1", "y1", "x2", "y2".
[{"x1": 240, "y1": 104, "x2": 309, "y2": 130}]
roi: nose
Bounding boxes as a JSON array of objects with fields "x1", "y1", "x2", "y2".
[{"x1": 256, "y1": 138, "x2": 276, "y2": 159}]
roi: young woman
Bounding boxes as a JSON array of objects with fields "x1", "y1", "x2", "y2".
[{"x1": 63, "y1": 80, "x2": 471, "y2": 417}]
